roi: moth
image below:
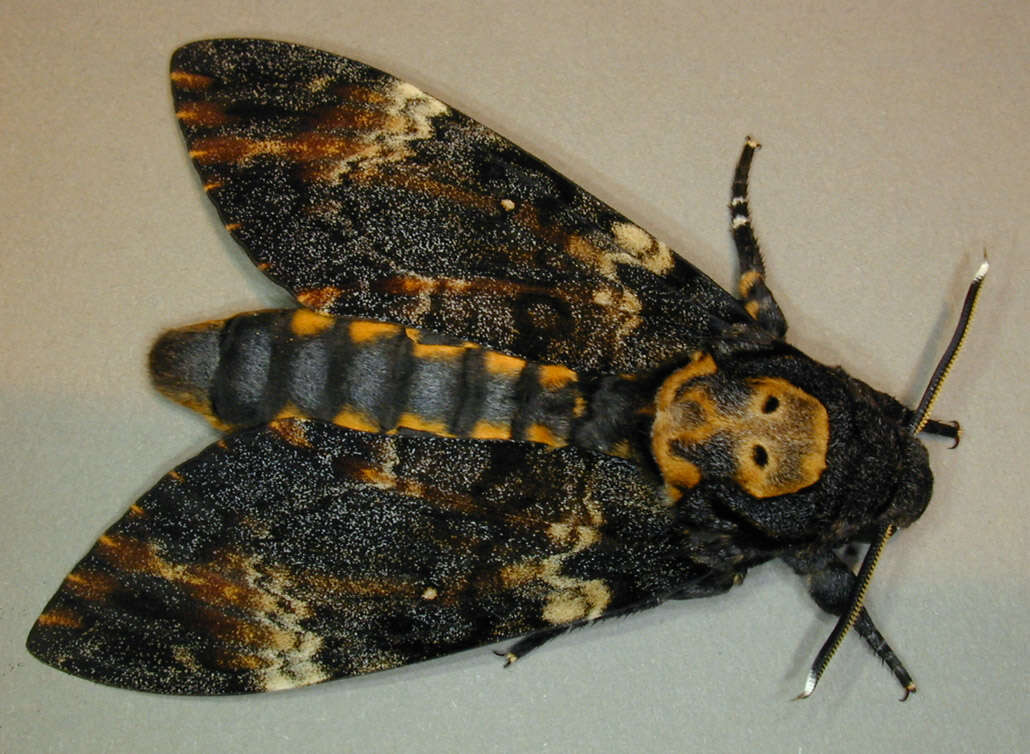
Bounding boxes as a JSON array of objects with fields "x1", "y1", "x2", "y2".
[{"x1": 27, "y1": 38, "x2": 985, "y2": 697}]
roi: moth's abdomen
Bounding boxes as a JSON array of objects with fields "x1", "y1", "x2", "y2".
[{"x1": 150, "y1": 310, "x2": 584, "y2": 445}]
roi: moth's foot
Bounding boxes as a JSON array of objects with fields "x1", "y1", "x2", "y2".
[{"x1": 492, "y1": 649, "x2": 519, "y2": 668}]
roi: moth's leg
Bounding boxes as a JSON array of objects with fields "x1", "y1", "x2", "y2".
[
  {"x1": 782, "y1": 552, "x2": 916, "y2": 698},
  {"x1": 495, "y1": 601, "x2": 662, "y2": 666},
  {"x1": 496, "y1": 573, "x2": 739, "y2": 666},
  {"x1": 890, "y1": 405, "x2": 960, "y2": 446},
  {"x1": 665, "y1": 569, "x2": 742, "y2": 600},
  {"x1": 495, "y1": 627, "x2": 569, "y2": 666},
  {"x1": 730, "y1": 137, "x2": 788, "y2": 338},
  {"x1": 917, "y1": 417, "x2": 961, "y2": 447}
]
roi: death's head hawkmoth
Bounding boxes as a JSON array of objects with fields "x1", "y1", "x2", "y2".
[{"x1": 26, "y1": 39, "x2": 984, "y2": 697}]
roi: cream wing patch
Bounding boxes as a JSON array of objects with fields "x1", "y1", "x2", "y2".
[
  {"x1": 312, "y1": 80, "x2": 450, "y2": 184},
  {"x1": 539, "y1": 499, "x2": 612, "y2": 625},
  {"x1": 235, "y1": 555, "x2": 330, "y2": 692},
  {"x1": 611, "y1": 221, "x2": 675, "y2": 276},
  {"x1": 496, "y1": 495, "x2": 613, "y2": 627}
]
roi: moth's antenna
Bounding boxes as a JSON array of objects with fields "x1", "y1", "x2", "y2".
[
  {"x1": 795, "y1": 522, "x2": 895, "y2": 700},
  {"x1": 906, "y1": 258, "x2": 990, "y2": 435},
  {"x1": 796, "y1": 258, "x2": 989, "y2": 700}
]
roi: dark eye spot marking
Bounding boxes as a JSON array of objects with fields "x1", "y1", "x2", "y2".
[
  {"x1": 762, "y1": 395, "x2": 779, "y2": 414},
  {"x1": 669, "y1": 440, "x2": 692, "y2": 460},
  {"x1": 752, "y1": 444, "x2": 768, "y2": 467}
]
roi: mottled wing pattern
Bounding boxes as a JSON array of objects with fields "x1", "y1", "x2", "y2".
[
  {"x1": 27, "y1": 420, "x2": 703, "y2": 694},
  {"x1": 171, "y1": 39, "x2": 750, "y2": 374}
]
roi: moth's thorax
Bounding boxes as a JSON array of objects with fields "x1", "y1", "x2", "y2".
[
  {"x1": 651, "y1": 351, "x2": 829, "y2": 501},
  {"x1": 658, "y1": 353, "x2": 937, "y2": 549}
]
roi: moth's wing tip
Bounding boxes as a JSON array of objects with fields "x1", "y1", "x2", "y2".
[
  {"x1": 25, "y1": 589, "x2": 215, "y2": 695},
  {"x1": 25, "y1": 616, "x2": 248, "y2": 696},
  {"x1": 25, "y1": 613, "x2": 52, "y2": 664},
  {"x1": 171, "y1": 37, "x2": 294, "y2": 63},
  {"x1": 25, "y1": 609, "x2": 135, "y2": 693},
  {"x1": 25, "y1": 570, "x2": 333, "y2": 696},
  {"x1": 170, "y1": 39, "x2": 211, "y2": 69}
]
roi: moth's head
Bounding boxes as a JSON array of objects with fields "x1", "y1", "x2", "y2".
[{"x1": 650, "y1": 346, "x2": 933, "y2": 549}]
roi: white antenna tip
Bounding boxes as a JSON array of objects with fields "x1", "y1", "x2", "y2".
[{"x1": 793, "y1": 671, "x2": 818, "y2": 700}]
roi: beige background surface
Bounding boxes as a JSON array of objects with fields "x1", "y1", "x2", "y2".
[{"x1": 1, "y1": 2, "x2": 1026, "y2": 752}]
